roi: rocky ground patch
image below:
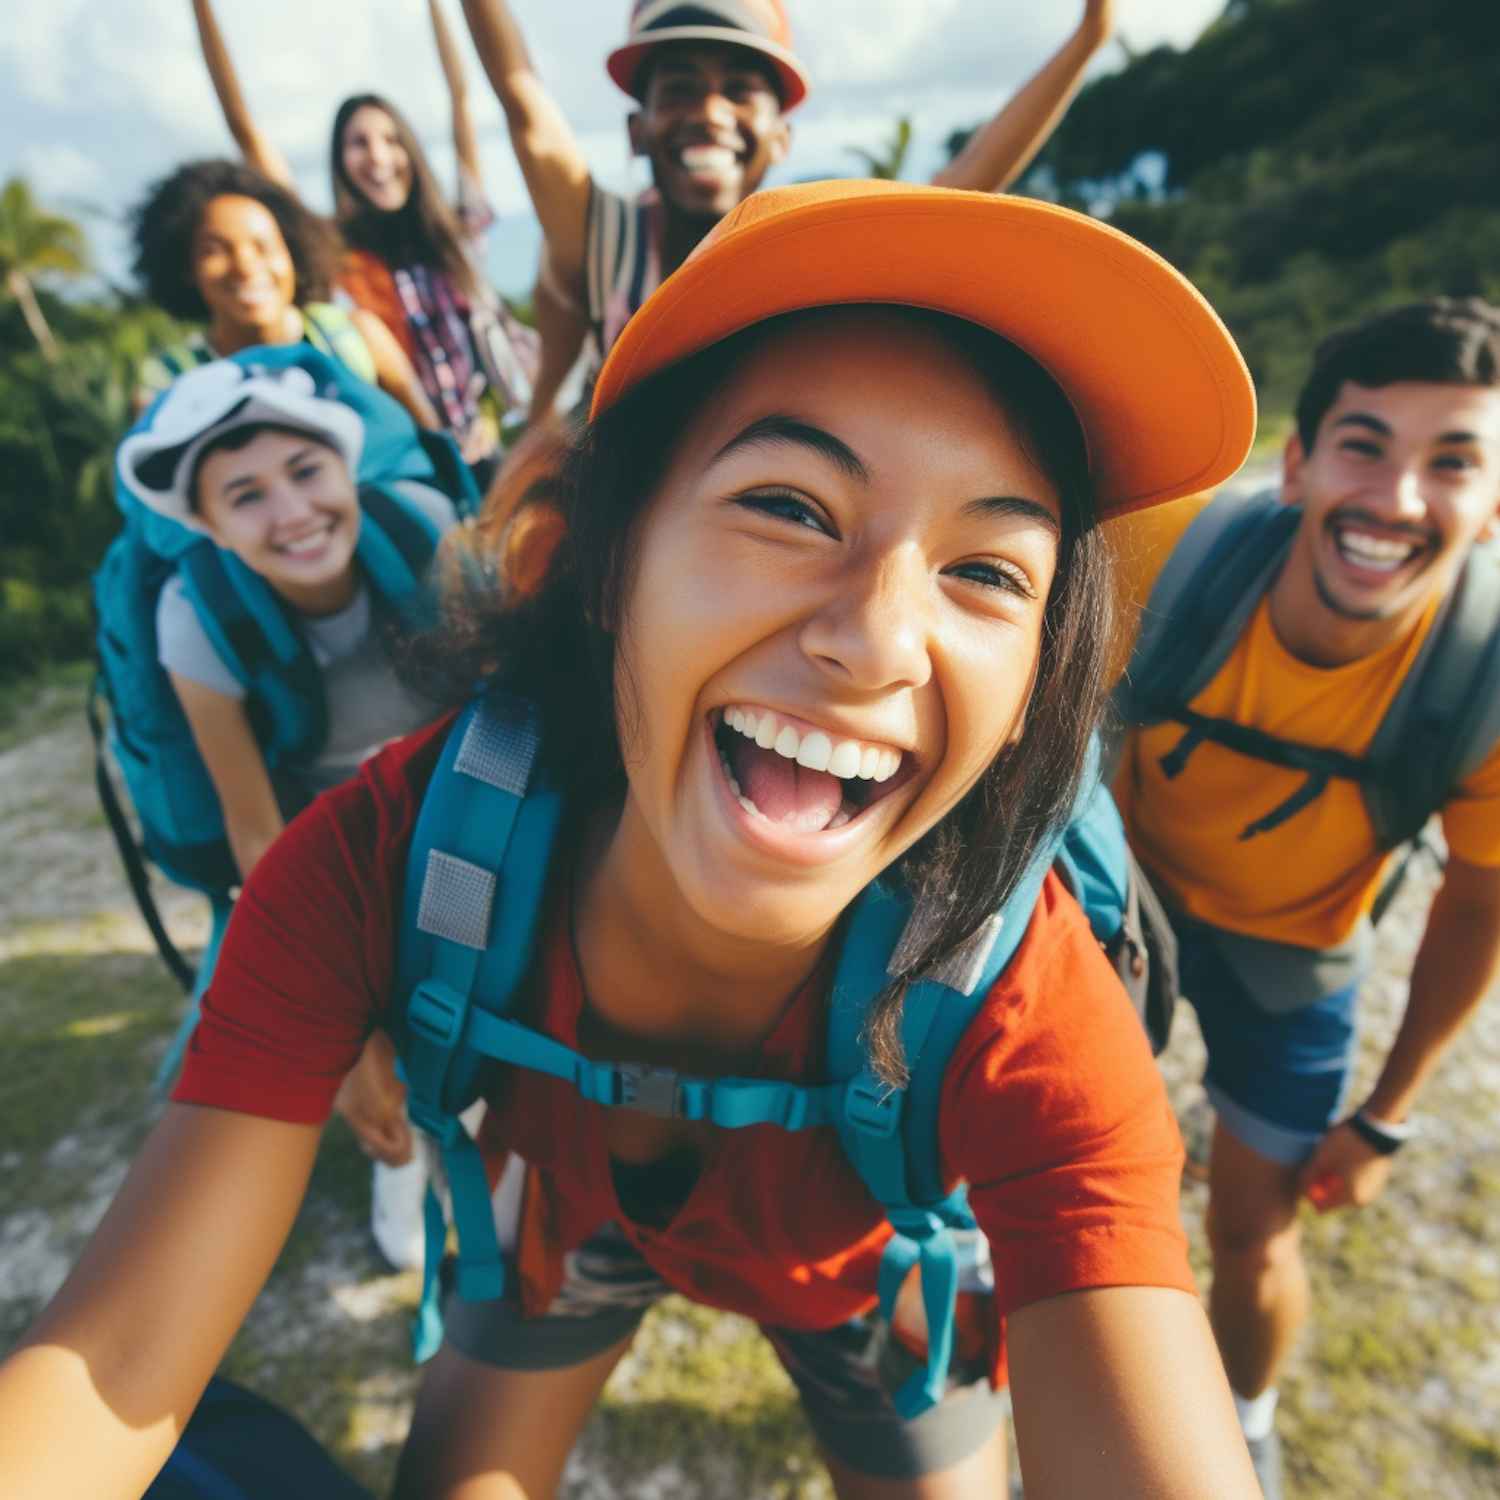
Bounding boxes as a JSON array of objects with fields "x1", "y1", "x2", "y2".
[{"x1": 2, "y1": 673, "x2": 1497, "y2": 1497}]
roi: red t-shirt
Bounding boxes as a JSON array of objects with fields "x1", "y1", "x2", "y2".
[{"x1": 177, "y1": 716, "x2": 1194, "y2": 1341}]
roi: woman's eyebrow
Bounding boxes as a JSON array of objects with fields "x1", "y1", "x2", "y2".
[
  {"x1": 964, "y1": 495, "x2": 1061, "y2": 535},
  {"x1": 713, "y1": 415, "x2": 870, "y2": 483}
]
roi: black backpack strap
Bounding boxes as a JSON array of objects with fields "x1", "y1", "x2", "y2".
[
  {"x1": 1161, "y1": 706, "x2": 1374, "y2": 840},
  {"x1": 86, "y1": 680, "x2": 196, "y2": 994},
  {"x1": 1363, "y1": 541, "x2": 1500, "y2": 847},
  {"x1": 1125, "y1": 490, "x2": 1299, "y2": 724}
]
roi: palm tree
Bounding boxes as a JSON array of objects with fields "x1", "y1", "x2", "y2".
[
  {"x1": 0, "y1": 178, "x2": 89, "y2": 361},
  {"x1": 850, "y1": 118, "x2": 914, "y2": 182}
]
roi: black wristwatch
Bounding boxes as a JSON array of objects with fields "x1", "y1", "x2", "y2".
[{"x1": 1347, "y1": 1107, "x2": 1416, "y2": 1156}]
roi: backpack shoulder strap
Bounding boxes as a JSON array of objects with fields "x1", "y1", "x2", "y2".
[
  {"x1": 1364, "y1": 539, "x2": 1500, "y2": 846},
  {"x1": 1124, "y1": 489, "x2": 1298, "y2": 723},
  {"x1": 355, "y1": 481, "x2": 442, "y2": 604},
  {"x1": 303, "y1": 301, "x2": 378, "y2": 386},
  {"x1": 175, "y1": 543, "x2": 325, "y2": 760}
]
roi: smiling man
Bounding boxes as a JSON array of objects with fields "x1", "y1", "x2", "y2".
[
  {"x1": 1115, "y1": 298, "x2": 1500, "y2": 1498},
  {"x1": 458, "y1": 0, "x2": 1117, "y2": 422}
]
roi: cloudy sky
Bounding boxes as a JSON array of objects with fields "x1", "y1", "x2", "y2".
[{"x1": 0, "y1": 0, "x2": 1223, "y2": 296}]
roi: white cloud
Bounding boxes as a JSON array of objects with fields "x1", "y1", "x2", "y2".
[{"x1": 2, "y1": 0, "x2": 1225, "y2": 292}]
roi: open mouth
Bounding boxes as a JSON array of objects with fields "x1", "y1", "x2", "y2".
[
  {"x1": 1330, "y1": 520, "x2": 1432, "y2": 576},
  {"x1": 712, "y1": 705, "x2": 911, "y2": 835}
]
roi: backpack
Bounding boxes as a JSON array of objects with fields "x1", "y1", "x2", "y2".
[
  {"x1": 144, "y1": 1378, "x2": 372, "y2": 1500},
  {"x1": 390, "y1": 694, "x2": 1170, "y2": 1420},
  {"x1": 1121, "y1": 488, "x2": 1500, "y2": 866},
  {"x1": 92, "y1": 345, "x2": 479, "y2": 990}
]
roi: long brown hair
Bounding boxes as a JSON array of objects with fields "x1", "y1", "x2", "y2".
[{"x1": 330, "y1": 93, "x2": 481, "y2": 300}]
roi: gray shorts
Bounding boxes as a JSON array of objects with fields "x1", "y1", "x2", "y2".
[{"x1": 442, "y1": 1225, "x2": 1008, "y2": 1481}]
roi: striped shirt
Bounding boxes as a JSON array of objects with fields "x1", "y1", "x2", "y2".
[{"x1": 585, "y1": 184, "x2": 666, "y2": 359}]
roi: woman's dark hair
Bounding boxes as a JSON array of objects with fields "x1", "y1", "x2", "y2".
[
  {"x1": 1297, "y1": 297, "x2": 1500, "y2": 453},
  {"x1": 331, "y1": 95, "x2": 480, "y2": 299},
  {"x1": 421, "y1": 306, "x2": 1116, "y2": 1087},
  {"x1": 131, "y1": 158, "x2": 341, "y2": 322}
]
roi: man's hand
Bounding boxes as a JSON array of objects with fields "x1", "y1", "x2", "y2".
[
  {"x1": 333, "y1": 1032, "x2": 413, "y2": 1166},
  {"x1": 1298, "y1": 1120, "x2": 1394, "y2": 1213}
]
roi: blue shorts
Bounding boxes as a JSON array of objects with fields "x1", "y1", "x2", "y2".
[{"x1": 1173, "y1": 917, "x2": 1363, "y2": 1166}]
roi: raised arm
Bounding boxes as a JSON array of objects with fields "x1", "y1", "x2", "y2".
[
  {"x1": 189, "y1": 0, "x2": 297, "y2": 192},
  {"x1": 932, "y1": 0, "x2": 1115, "y2": 195},
  {"x1": 456, "y1": 0, "x2": 592, "y2": 300},
  {"x1": 1009, "y1": 1286, "x2": 1261, "y2": 1498},
  {"x1": 0, "y1": 1104, "x2": 321, "y2": 1500},
  {"x1": 429, "y1": 0, "x2": 483, "y2": 189}
]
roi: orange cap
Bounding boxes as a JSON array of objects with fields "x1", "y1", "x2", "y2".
[
  {"x1": 607, "y1": 0, "x2": 811, "y2": 111},
  {"x1": 591, "y1": 180, "x2": 1256, "y2": 516}
]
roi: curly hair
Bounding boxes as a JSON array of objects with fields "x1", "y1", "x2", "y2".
[
  {"x1": 414, "y1": 306, "x2": 1118, "y2": 1089},
  {"x1": 131, "y1": 158, "x2": 342, "y2": 322}
]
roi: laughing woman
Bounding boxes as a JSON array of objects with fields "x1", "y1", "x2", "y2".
[
  {"x1": 0, "y1": 182, "x2": 1261, "y2": 1500},
  {"x1": 192, "y1": 0, "x2": 537, "y2": 485}
]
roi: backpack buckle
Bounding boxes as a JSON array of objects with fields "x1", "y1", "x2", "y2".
[
  {"x1": 616, "y1": 1062, "x2": 683, "y2": 1118},
  {"x1": 408, "y1": 978, "x2": 469, "y2": 1048},
  {"x1": 844, "y1": 1072, "x2": 902, "y2": 1137}
]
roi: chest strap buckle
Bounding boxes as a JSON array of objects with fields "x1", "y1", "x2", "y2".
[{"x1": 616, "y1": 1062, "x2": 684, "y2": 1118}]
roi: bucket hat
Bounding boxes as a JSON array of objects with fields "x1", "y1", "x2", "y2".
[{"x1": 118, "y1": 360, "x2": 365, "y2": 527}]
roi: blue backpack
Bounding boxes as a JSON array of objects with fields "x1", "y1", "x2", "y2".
[
  {"x1": 92, "y1": 345, "x2": 479, "y2": 992},
  {"x1": 391, "y1": 693, "x2": 1163, "y2": 1419}
]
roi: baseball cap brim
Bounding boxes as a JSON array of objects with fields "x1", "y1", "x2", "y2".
[
  {"x1": 591, "y1": 180, "x2": 1256, "y2": 517},
  {"x1": 607, "y1": 28, "x2": 811, "y2": 110}
]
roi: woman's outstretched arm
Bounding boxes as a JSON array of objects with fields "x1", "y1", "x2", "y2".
[
  {"x1": 932, "y1": 0, "x2": 1114, "y2": 194},
  {"x1": 429, "y1": 0, "x2": 483, "y2": 190},
  {"x1": 189, "y1": 0, "x2": 297, "y2": 191},
  {"x1": 0, "y1": 1105, "x2": 321, "y2": 1500},
  {"x1": 1009, "y1": 1285, "x2": 1261, "y2": 1498}
]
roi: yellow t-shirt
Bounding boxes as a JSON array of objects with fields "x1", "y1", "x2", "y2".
[{"x1": 1114, "y1": 524, "x2": 1500, "y2": 948}]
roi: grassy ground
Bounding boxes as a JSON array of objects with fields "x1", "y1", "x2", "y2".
[{"x1": 2, "y1": 672, "x2": 1498, "y2": 1496}]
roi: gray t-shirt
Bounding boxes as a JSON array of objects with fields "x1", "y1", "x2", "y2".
[{"x1": 156, "y1": 483, "x2": 456, "y2": 796}]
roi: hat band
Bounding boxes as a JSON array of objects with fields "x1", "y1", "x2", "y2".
[{"x1": 637, "y1": 5, "x2": 767, "y2": 39}]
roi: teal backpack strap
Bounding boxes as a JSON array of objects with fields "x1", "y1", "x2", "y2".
[
  {"x1": 354, "y1": 482, "x2": 442, "y2": 605},
  {"x1": 175, "y1": 545, "x2": 325, "y2": 762}
]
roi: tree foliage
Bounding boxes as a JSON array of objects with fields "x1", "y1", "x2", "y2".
[
  {"x1": 1022, "y1": 0, "x2": 1500, "y2": 418},
  {"x1": 0, "y1": 225, "x2": 184, "y2": 681}
]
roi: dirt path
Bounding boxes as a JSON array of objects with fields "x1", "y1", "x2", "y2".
[{"x1": 2, "y1": 678, "x2": 1497, "y2": 1496}]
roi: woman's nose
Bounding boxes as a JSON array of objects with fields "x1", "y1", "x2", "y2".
[{"x1": 797, "y1": 544, "x2": 934, "y2": 692}]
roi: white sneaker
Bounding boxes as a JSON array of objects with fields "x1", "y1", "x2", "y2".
[{"x1": 371, "y1": 1153, "x2": 430, "y2": 1272}]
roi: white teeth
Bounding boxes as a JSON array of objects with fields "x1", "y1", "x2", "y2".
[
  {"x1": 796, "y1": 731, "x2": 832, "y2": 772},
  {"x1": 679, "y1": 145, "x2": 736, "y2": 172},
  {"x1": 1338, "y1": 530, "x2": 1418, "y2": 569},
  {"x1": 282, "y1": 530, "x2": 330, "y2": 554},
  {"x1": 721, "y1": 706, "x2": 903, "y2": 784},
  {"x1": 827, "y1": 741, "x2": 862, "y2": 779},
  {"x1": 738, "y1": 794, "x2": 766, "y2": 820},
  {"x1": 828, "y1": 809, "x2": 851, "y2": 829}
]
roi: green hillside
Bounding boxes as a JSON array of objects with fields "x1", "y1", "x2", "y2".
[{"x1": 1025, "y1": 0, "x2": 1500, "y2": 422}]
